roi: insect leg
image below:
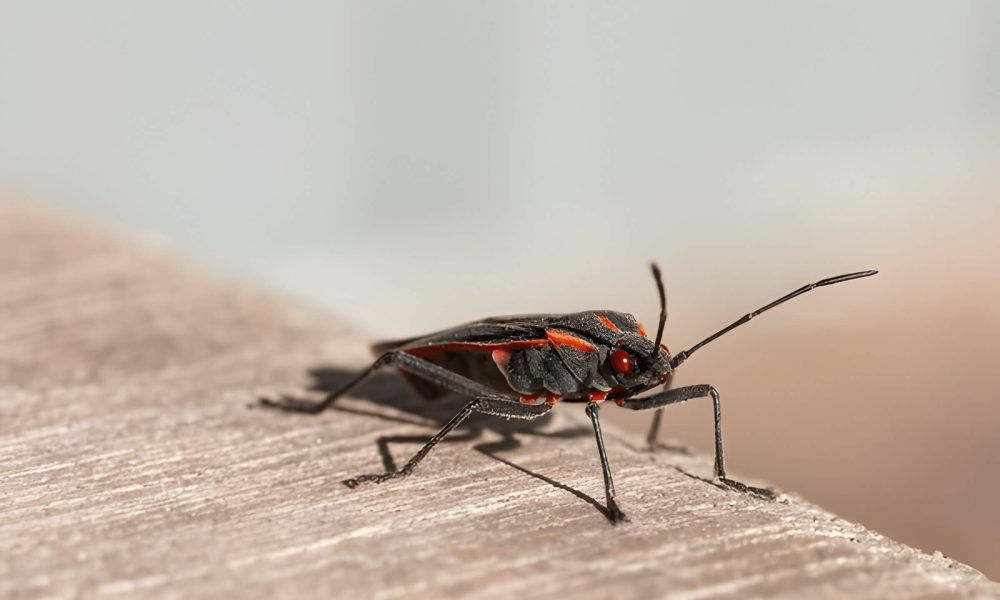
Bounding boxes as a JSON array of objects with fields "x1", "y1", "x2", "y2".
[
  {"x1": 585, "y1": 402, "x2": 628, "y2": 524},
  {"x1": 261, "y1": 349, "x2": 516, "y2": 414},
  {"x1": 617, "y1": 385, "x2": 774, "y2": 499},
  {"x1": 344, "y1": 398, "x2": 552, "y2": 487},
  {"x1": 259, "y1": 358, "x2": 384, "y2": 414},
  {"x1": 646, "y1": 405, "x2": 690, "y2": 453},
  {"x1": 294, "y1": 350, "x2": 548, "y2": 485},
  {"x1": 645, "y1": 408, "x2": 664, "y2": 450}
]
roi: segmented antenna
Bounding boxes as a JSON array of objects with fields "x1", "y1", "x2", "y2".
[
  {"x1": 650, "y1": 262, "x2": 667, "y2": 357},
  {"x1": 669, "y1": 270, "x2": 878, "y2": 369}
]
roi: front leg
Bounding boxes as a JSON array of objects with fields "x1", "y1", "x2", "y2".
[{"x1": 617, "y1": 384, "x2": 775, "y2": 500}]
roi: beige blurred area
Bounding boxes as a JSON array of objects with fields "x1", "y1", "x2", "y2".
[
  {"x1": 599, "y1": 141, "x2": 1000, "y2": 577},
  {"x1": 2, "y1": 0, "x2": 999, "y2": 581},
  {"x1": 607, "y1": 216, "x2": 1000, "y2": 579}
]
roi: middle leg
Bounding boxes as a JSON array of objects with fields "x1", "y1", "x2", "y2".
[{"x1": 586, "y1": 402, "x2": 628, "y2": 524}]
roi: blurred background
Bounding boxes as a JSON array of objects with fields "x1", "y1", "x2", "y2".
[{"x1": 2, "y1": 0, "x2": 998, "y2": 578}]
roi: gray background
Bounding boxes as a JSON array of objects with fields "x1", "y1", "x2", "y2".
[{"x1": 2, "y1": 1, "x2": 999, "y2": 578}]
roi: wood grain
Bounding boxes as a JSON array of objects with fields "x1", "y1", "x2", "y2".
[{"x1": 1, "y1": 201, "x2": 997, "y2": 599}]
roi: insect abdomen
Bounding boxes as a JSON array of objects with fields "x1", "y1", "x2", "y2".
[{"x1": 493, "y1": 346, "x2": 607, "y2": 402}]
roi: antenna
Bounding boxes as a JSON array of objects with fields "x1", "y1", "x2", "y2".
[
  {"x1": 669, "y1": 270, "x2": 878, "y2": 369},
  {"x1": 649, "y1": 262, "x2": 667, "y2": 356}
]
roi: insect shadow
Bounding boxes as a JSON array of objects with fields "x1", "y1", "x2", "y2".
[{"x1": 260, "y1": 367, "x2": 614, "y2": 519}]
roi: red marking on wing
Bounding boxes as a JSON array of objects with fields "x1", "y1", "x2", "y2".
[
  {"x1": 637, "y1": 321, "x2": 648, "y2": 337},
  {"x1": 545, "y1": 328, "x2": 598, "y2": 353},
  {"x1": 595, "y1": 314, "x2": 620, "y2": 332},
  {"x1": 406, "y1": 339, "x2": 548, "y2": 358}
]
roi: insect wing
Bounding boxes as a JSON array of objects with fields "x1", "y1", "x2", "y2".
[
  {"x1": 371, "y1": 315, "x2": 553, "y2": 354},
  {"x1": 370, "y1": 316, "x2": 556, "y2": 399}
]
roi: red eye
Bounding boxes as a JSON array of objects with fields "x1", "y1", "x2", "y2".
[{"x1": 611, "y1": 349, "x2": 632, "y2": 374}]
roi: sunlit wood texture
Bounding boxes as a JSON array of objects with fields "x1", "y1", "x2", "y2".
[{"x1": 1, "y1": 201, "x2": 997, "y2": 599}]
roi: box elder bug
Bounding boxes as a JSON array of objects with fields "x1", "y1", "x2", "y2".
[{"x1": 262, "y1": 264, "x2": 877, "y2": 523}]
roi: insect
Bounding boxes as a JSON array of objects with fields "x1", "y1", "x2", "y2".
[{"x1": 262, "y1": 264, "x2": 877, "y2": 523}]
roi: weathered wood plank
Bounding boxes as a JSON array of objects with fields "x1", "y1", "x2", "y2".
[{"x1": 1, "y1": 201, "x2": 997, "y2": 599}]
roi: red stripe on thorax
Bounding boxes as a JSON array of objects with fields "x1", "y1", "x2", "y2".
[
  {"x1": 544, "y1": 328, "x2": 598, "y2": 353},
  {"x1": 595, "y1": 314, "x2": 620, "y2": 332}
]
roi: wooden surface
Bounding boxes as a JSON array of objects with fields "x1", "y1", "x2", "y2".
[{"x1": 1, "y1": 201, "x2": 997, "y2": 600}]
